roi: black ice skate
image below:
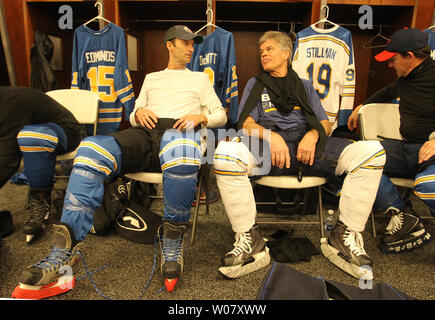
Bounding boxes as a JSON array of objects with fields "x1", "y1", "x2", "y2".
[
  {"x1": 23, "y1": 190, "x2": 51, "y2": 243},
  {"x1": 12, "y1": 223, "x2": 82, "y2": 299},
  {"x1": 158, "y1": 221, "x2": 188, "y2": 292},
  {"x1": 380, "y1": 207, "x2": 432, "y2": 254},
  {"x1": 320, "y1": 220, "x2": 373, "y2": 280},
  {"x1": 218, "y1": 224, "x2": 270, "y2": 279}
]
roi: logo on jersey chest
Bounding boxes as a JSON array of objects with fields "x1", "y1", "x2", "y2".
[{"x1": 261, "y1": 93, "x2": 276, "y2": 113}]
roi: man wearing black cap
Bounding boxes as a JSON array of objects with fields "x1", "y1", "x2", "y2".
[
  {"x1": 13, "y1": 26, "x2": 226, "y2": 298},
  {"x1": 347, "y1": 28, "x2": 434, "y2": 254}
]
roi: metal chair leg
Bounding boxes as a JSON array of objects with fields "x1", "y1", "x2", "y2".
[
  {"x1": 318, "y1": 185, "x2": 325, "y2": 238},
  {"x1": 371, "y1": 211, "x2": 377, "y2": 238},
  {"x1": 190, "y1": 173, "x2": 203, "y2": 246}
]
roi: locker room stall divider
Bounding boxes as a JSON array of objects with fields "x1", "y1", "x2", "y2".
[{"x1": 2, "y1": 0, "x2": 435, "y2": 116}]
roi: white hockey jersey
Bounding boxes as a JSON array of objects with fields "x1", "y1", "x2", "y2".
[{"x1": 292, "y1": 25, "x2": 355, "y2": 130}]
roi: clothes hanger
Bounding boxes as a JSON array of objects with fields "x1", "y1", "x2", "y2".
[
  {"x1": 83, "y1": 1, "x2": 111, "y2": 27},
  {"x1": 288, "y1": 21, "x2": 297, "y2": 40},
  {"x1": 363, "y1": 25, "x2": 389, "y2": 49},
  {"x1": 311, "y1": 4, "x2": 339, "y2": 30},
  {"x1": 195, "y1": 8, "x2": 217, "y2": 34}
]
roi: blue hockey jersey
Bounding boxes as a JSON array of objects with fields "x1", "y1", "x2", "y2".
[
  {"x1": 71, "y1": 23, "x2": 135, "y2": 135},
  {"x1": 187, "y1": 27, "x2": 238, "y2": 128},
  {"x1": 425, "y1": 29, "x2": 435, "y2": 60}
]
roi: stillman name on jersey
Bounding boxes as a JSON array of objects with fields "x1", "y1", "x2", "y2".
[
  {"x1": 306, "y1": 47, "x2": 337, "y2": 60},
  {"x1": 85, "y1": 50, "x2": 116, "y2": 63}
]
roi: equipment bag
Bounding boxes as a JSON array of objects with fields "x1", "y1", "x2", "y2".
[
  {"x1": 115, "y1": 200, "x2": 162, "y2": 244},
  {"x1": 257, "y1": 262, "x2": 415, "y2": 300}
]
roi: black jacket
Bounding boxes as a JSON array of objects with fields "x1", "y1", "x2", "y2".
[
  {"x1": 30, "y1": 30, "x2": 57, "y2": 92},
  {"x1": 364, "y1": 57, "x2": 435, "y2": 143}
]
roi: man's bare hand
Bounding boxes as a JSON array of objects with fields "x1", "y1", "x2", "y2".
[
  {"x1": 418, "y1": 140, "x2": 435, "y2": 164},
  {"x1": 297, "y1": 130, "x2": 318, "y2": 166},
  {"x1": 173, "y1": 114, "x2": 207, "y2": 130},
  {"x1": 135, "y1": 108, "x2": 158, "y2": 129},
  {"x1": 347, "y1": 104, "x2": 362, "y2": 132},
  {"x1": 270, "y1": 132, "x2": 290, "y2": 169}
]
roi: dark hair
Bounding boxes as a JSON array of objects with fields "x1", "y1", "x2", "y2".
[{"x1": 399, "y1": 45, "x2": 431, "y2": 59}]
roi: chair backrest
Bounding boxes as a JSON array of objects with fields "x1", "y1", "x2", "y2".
[
  {"x1": 46, "y1": 89, "x2": 100, "y2": 135},
  {"x1": 358, "y1": 103, "x2": 402, "y2": 141}
]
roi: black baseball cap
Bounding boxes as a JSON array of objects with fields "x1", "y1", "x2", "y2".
[
  {"x1": 164, "y1": 25, "x2": 203, "y2": 44},
  {"x1": 375, "y1": 28, "x2": 428, "y2": 61}
]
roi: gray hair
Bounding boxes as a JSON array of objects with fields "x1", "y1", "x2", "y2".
[{"x1": 258, "y1": 31, "x2": 293, "y2": 65}]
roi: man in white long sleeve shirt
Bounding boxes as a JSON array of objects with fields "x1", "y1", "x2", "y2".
[{"x1": 14, "y1": 25, "x2": 226, "y2": 299}]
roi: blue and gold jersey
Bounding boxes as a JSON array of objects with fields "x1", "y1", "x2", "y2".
[
  {"x1": 187, "y1": 27, "x2": 238, "y2": 127},
  {"x1": 71, "y1": 23, "x2": 135, "y2": 135}
]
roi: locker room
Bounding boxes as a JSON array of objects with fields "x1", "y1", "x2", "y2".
[{"x1": 0, "y1": 0, "x2": 434, "y2": 304}]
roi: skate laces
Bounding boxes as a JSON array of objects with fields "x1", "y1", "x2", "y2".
[
  {"x1": 34, "y1": 247, "x2": 73, "y2": 272},
  {"x1": 230, "y1": 232, "x2": 252, "y2": 256},
  {"x1": 343, "y1": 230, "x2": 367, "y2": 257},
  {"x1": 161, "y1": 235, "x2": 183, "y2": 263},
  {"x1": 26, "y1": 198, "x2": 49, "y2": 224},
  {"x1": 385, "y1": 213, "x2": 403, "y2": 235}
]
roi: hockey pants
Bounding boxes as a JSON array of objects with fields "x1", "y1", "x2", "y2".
[
  {"x1": 214, "y1": 137, "x2": 385, "y2": 233},
  {"x1": 374, "y1": 140, "x2": 435, "y2": 216},
  {"x1": 61, "y1": 130, "x2": 203, "y2": 242}
]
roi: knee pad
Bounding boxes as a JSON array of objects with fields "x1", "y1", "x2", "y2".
[
  {"x1": 17, "y1": 124, "x2": 62, "y2": 188},
  {"x1": 338, "y1": 140, "x2": 386, "y2": 175},
  {"x1": 159, "y1": 129, "x2": 203, "y2": 175},
  {"x1": 414, "y1": 165, "x2": 435, "y2": 212},
  {"x1": 17, "y1": 124, "x2": 59, "y2": 156},
  {"x1": 74, "y1": 135, "x2": 122, "y2": 177},
  {"x1": 214, "y1": 140, "x2": 251, "y2": 177}
]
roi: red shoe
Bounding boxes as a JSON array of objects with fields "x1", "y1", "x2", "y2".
[{"x1": 192, "y1": 190, "x2": 218, "y2": 207}]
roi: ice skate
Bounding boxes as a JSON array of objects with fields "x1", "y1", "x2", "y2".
[
  {"x1": 380, "y1": 207, "x2": 432, "y2": 254},
  {"x1": 23, "y1": 191, "x2": 50, "y2": 243},
  {"x1": 320, "y1": 220, "x2": 373, "y2": 280},
  {"x1": 12, "y1": 223, "x2": 81, "y2": 299},
  {"x1": 218, "y1": 224, "x2": 270, "y2": 279},
  {"x1": 158, "y1": 221, "x2": 188, "y2": 292}
]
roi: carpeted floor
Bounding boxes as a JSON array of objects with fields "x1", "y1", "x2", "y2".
[{"x1": 0, "y1": 172, "x2": 434, "y2": 301}]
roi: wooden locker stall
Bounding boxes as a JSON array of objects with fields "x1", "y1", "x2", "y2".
[
  {"x1": 2, "y1": 0, "x2": 120, "y2": 90},
  {"x1": 310, "y1": 1, "x2": 416, "y2": 106},
  {"x1": 214, "y1": 0, "x2": 313, "y2": 93},
  {"x1": 117, "y1": 0, "x2": 209, "y2": 97},
  {"x1": 2, "y1": 0, "x2": 434, "y2": 109}
]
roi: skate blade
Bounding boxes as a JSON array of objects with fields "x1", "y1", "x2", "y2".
[
  {"x1": 218, "y1": 247, "x2": 271, "y2": 279},
  {"x1": 11, "y1": 276, "x2": 75, "y2": 299},
  {"x1": 164, "y1": 278, "x2": 178, "y2": 292},
  {"x1": 381, "y1": 230, "x2": 432, "y2": 254},
  {"x1": 320, "y1": 238, "x2": 373, "y2": 280},
  {"x1": 25, "y1": 234, "x2": 35, "y2": 243}
]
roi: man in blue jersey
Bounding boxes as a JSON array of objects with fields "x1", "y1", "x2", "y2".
[
  {"x1": 348, "y1": 28, "x2": 434, "y2": 253},
  {"x1": 13, "y1": 25, "x2": 226, "y2": 298},
  {"x1": 214, "y1": 31, "x2": 385, "y2": 280}
]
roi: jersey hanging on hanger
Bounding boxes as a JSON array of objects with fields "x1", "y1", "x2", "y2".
[
  {"x1": 187, "y1": 27, "x2": 239, "y2": 129},
  {"x1": 424, "y1": 29, "x2": 435, "y2": 60},
  {"x1": 292, "y1": 25, "x2": 356, "y2": 131},
  {"x1": 71, "y1": 23, "x2": 135, "y2": 135}
]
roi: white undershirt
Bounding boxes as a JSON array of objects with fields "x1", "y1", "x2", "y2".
[{"x1": 129, "y1": 68, "x2": 226, "y2": 128}]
